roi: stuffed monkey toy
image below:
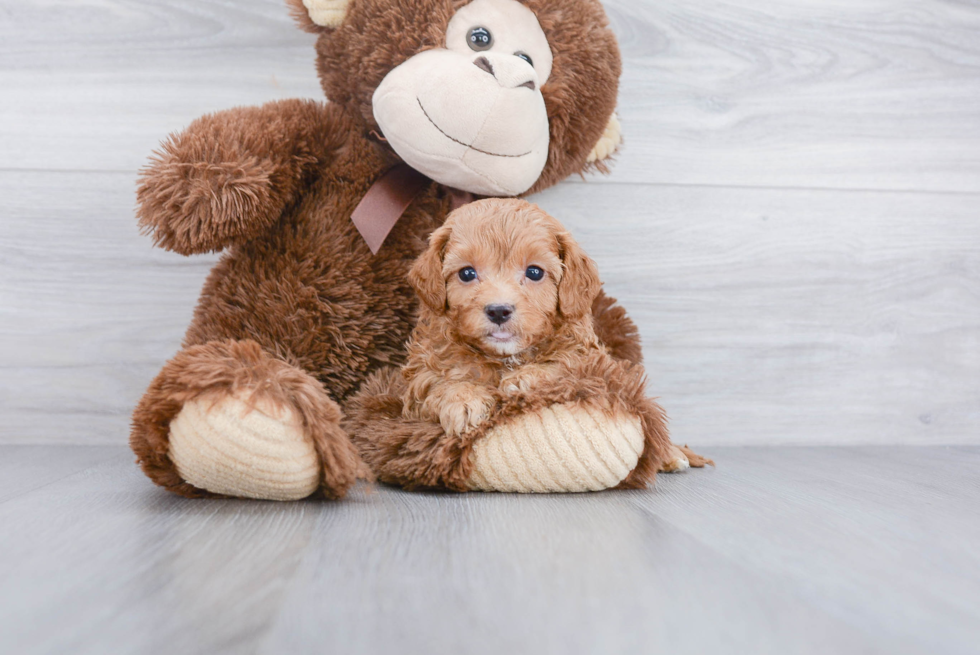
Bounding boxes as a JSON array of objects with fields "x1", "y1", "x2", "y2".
[{"x1": 130, "y1": 0, "x2": 706, "y2": 500}]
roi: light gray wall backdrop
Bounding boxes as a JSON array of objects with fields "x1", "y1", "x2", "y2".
[{"x1": 1, "y1": 0, "x2": 978, "y2": 446}]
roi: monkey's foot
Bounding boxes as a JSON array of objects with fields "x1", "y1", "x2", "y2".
[{"x1": 169, "y1": 390, "x2": 321, "y2": 501}]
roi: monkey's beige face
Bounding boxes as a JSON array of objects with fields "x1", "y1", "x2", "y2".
[
  {"x1": 442, "y1": 220, "x2": 563, "y2": 356},
  {"x1": 372, "y1": 0, "x2": 553, "y2": 196}
]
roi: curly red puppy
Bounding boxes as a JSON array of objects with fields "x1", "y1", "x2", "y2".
[{"x1": 402, "y1": 198, "x2": 612, "y2": 436}]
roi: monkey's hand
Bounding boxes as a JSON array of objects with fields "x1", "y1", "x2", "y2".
[{"x1": 137, "y1": 99, "x2": 335, "y2": 254}]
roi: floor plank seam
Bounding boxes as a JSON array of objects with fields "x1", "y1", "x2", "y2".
[{"x1": 0, "y1": 452, "x2": 133, "y2": 507}]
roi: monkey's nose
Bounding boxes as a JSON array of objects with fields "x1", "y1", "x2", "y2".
[
  {"x1": 485, "y1": 304, "x2": 514, "y2": 325},
  {"x1": 473, "y1": 55, "x2": 537, "y2": 91},
  {"x1": 473, "y1": 56, "x2": 495, "y2": 77}
]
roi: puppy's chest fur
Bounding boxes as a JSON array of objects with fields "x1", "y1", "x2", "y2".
[
  {"x1": 403, "y1": 324, "x2": 596, "y2": 400},
  {"x1": 445, "y1": 348, "x2": 545, "y2": 387}
]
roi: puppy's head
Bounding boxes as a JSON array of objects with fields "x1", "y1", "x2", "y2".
[{"x1": 409, "y1": 198, "x2": 600, "y2": 356}]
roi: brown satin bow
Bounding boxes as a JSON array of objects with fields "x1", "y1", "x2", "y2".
[{"x1": 351, "y1": 164, "x2": 475, "y2": 254}]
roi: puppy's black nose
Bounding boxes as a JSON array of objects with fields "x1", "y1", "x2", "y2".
[{"x1": 485, "y1": 304, "x2": 514, "y2": 325}]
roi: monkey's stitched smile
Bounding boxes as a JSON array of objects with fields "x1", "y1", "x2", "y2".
[{"x1": 417, "y1": 98, "x2": 532, "y2": 158}]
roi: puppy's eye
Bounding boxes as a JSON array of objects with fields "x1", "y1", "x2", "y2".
[
  {"x1": 525, "y1": 266, "x2": 545, "y2": 281},
  {"x1": 458, "y1": 267, "x2": 478, "y2": 282},
  {"x1": 515, "y1": 52, "x2": 534, "y2": 67},
  {"x1": 466, "y1": 27, "x2": 493, "y2": 51}
]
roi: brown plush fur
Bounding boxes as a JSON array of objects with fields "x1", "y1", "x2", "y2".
[
  {"x1": 591, "y1": 291, "x2": 643, "y2": 366},
  {"x1": 129, "y1": 0, "x2": 638, "y2": 498}
]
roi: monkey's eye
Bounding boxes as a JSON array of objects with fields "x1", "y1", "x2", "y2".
[
  {"x1": 525, "y1": 266, "x2": 545, "y2": 281},
  {"x1": 467, "y1": 27, "x2": 493, "y2": 51},
  {"x1": 458, "y1": 267, "x2": 478, "y2": 282},
  {"x1": 515, "y1": 52, "x2": 534, "y2": 67}
]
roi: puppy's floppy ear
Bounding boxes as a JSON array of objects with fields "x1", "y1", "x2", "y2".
[
  {"x1": 409, "y1": 224, "x2": 453, "y2": 314},
  {"x1": 556, "y1": 230, "x2": 602, "y2": 320}
]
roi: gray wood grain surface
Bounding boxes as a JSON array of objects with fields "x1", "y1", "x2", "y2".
[
  {"x1": 1, "y1": 0, "x2": 979, "y2": 446},
  {"x1": 0, "y1": 445, "x2": 977, "y2": 654}
]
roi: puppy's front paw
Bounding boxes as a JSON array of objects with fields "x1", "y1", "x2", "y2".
[
  {"x1": 439, "y1": 395, "x2": 493, "y2": 436},
  {"x1": 500, "y1": 373, "x2": 530, "y2": 397},
  {"x1": 500, "y1": 365, "x2": 559, "y2": 397}
]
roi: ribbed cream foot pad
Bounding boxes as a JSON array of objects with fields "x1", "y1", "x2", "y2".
[
  {"x1": 169, "y1": 391, "x2": 321, "y2": 500},
  {"x1": 467, "y1": 403, "x2": 645, "y2": 493}
]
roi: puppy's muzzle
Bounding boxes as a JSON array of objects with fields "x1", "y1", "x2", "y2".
[{"x1": 485, "y1": 304, "x2": 514, "y2": 326}]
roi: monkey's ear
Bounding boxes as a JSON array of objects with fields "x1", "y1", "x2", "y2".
[
  {"x1": 409, "y1": 224, "x2": 453, "y2": 315},
  {"x1": 586, "y1": 113, "x2": 623, "y2": 166},
  {"x1": 286, "y1": 0, "x2": 349, "y2": 32},
  {"x1": 556, "y1": 230, "x2": 602, "y2": 320}
]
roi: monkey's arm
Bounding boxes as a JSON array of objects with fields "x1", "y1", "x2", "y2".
[{"x1": 137, "y1": 99, "x2": 338, "y2": 254}]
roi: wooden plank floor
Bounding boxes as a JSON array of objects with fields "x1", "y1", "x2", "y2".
[{"x1": 0, "y1": 445, "x2": 977, "y2": 655}]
